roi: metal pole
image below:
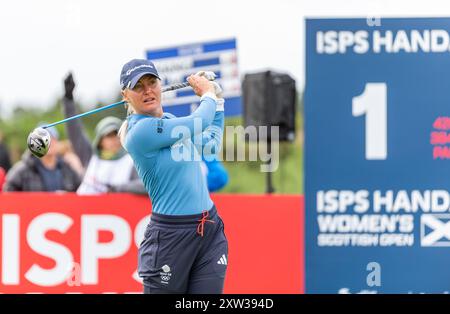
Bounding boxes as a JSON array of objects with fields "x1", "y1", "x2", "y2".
[{"x1": 266, "y1": 136, "x2": 275, "y2": 194}]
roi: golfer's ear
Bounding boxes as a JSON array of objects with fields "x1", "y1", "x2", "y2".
[{"x1": 121, "y1": 89, "x2": 128, "y2": 101}]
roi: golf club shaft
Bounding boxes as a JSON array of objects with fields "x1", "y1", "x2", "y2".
[
  {"x1": 43, "y1": 81, "x2": 198, "y2": 129},
  {"x1": 44, "y1": 100, "x2": 126, "y2": 129}
]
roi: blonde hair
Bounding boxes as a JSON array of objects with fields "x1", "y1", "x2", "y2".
[{"x1": 118, "y1": 101, "x2": 136, "y2": 149}]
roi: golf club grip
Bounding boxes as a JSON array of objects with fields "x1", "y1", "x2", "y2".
[
  {"x1": 162, "y1": 82, "x2": 190, "y2": 93},
  {"x1": 162, "y1": 73, "x2": 216, "y2": 93},
  {"x1": 162, "y1": 75, "x2": 215, "y2": 92}
]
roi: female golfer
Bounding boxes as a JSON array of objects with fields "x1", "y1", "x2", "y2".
[{"x1": 118, "y1": 59, "x2": 228, "y2": 294}]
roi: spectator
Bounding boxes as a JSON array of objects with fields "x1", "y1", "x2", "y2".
[
  {"x1": 201, "y1": 157, "x2": 229, "y2": 192},
  {"x1": 0, "y1": 131, "x2": 11, "y2": 172},
  {"x1": 3, "y1": 125, "x2": 81, "y2": 192},
  {"x1": 62, "y1": 73, "x2": 146, "y2": 195}
]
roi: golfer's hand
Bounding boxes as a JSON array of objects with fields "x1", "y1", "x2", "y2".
[
  {"x1": 187, "y1": 74, "x2": 215, "y2": 97},
  {"x1": 195, "y1": 71, "x2": 223, "y2": 98},
  {"x1": 64, "y1": 72, "x2": 76, "y2": 99}
]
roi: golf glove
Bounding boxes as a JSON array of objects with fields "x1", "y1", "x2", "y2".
[
  {"x1": 64, "y1": 73, "x2": 75, "y2": 100},
  {"x1": 195, "y1": 71, "x2": 224, "y2": 110},
  {"x1": 195, "y1": 70, "x2": 216, "y2": 81}
]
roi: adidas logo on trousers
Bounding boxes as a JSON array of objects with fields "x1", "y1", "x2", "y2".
[{"x1": 217, "y1": 254, "x2": 227, "y2": 265}]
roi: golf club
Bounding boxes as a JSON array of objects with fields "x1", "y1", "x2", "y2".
[{"x1": 27, "y1": 72, "x2": 217, "y2": 158}]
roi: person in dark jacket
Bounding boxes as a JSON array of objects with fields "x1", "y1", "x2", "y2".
[
  {"x1": 0, "y1": 131, "x2": 11, "y2": 172},
  {"x1": 3, "y1": 126, "x2": 81, "y2": 192}
]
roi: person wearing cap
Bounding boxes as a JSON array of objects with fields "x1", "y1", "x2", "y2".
[
  {"x1": 3, "y1": 125, "x2": 81, "y2": 192},
  {"x1": 118, "y1": 59, "x2": 228, "y2": 294},
  {"x1": 62, "y1": 73, "x2": 146, "y2": 195}
]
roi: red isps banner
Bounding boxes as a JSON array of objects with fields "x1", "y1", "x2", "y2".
[{"x1": 0, "y1": 194, "x2": 150, "y2": 292}]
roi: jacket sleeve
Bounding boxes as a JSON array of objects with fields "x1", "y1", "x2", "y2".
[
  {"x1": 62, "y1": 96, "x2": 93, "y2": 168},
  {"x1": 126, "y1": 95, "x2": 217, "y2": 154},
  {"x1": 193, "y1": 110, "x2": 224, "y2": 156},
  {"x1": 2, "y1": 164, "x2": 25, "y2": 191}
]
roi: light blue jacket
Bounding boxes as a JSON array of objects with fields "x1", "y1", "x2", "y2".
[{"x1": 124, "y1": 96, "x2": 224, "y2": 215}]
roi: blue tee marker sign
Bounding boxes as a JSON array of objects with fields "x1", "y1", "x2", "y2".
[
  {"x1": 146, "y1": 38, "x2": 242, "y2": 116},
  {"x1": 305, "y1": 18, "x2": 450, "y2": 293}
]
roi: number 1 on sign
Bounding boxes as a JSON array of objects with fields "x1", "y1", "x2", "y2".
[{"x1": 352, "y1": 83, "x2": 387, "y2": 160}]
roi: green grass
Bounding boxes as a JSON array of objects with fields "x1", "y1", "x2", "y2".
[{"x1": 218, "y1": 114, "x2": 303, "y2": 195}]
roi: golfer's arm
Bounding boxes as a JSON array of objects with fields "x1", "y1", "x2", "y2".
[
  {"x1": 62, "y1": 96, "x2": 93, "y2": 168},
  {"x1": 131, "y1": 95, "x2": 217, "y2": 153},
  {"x1": 194, "y1": 110, "x2": 224, "y2": 156}
]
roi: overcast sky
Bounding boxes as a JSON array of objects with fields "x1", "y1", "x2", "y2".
[{"x1": 1, "y1": 0, "x2": 449, "y2": 116}]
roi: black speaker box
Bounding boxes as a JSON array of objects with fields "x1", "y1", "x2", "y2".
[{"x1": 242, "y1": 70, "x2": 296, "y2": 141}]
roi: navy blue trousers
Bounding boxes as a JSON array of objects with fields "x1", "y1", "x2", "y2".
[{"x1": 139, "y1": 205, "x2": 228, "y2": 294}]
